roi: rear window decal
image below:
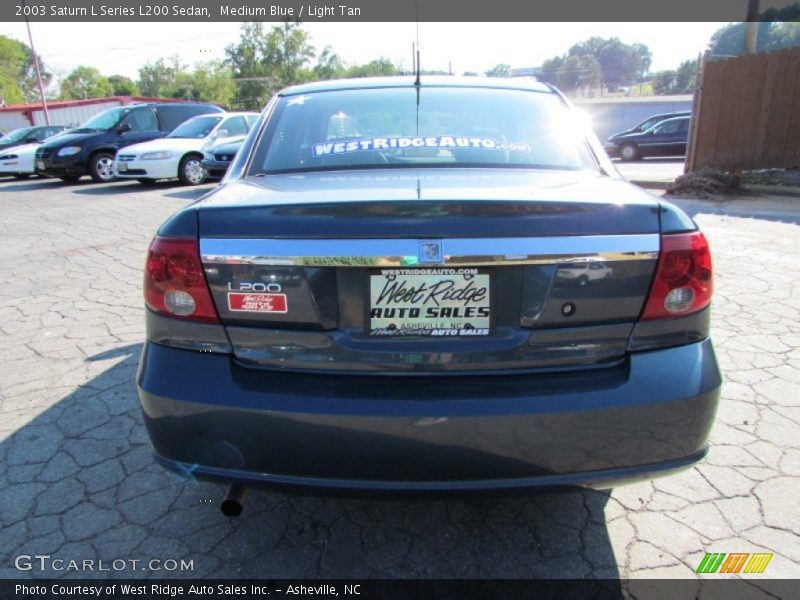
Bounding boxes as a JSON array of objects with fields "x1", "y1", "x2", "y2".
[
  {"x1": 312, "y1": 136, "x2": 531, "y2": 157},
  {"x1": 287, "y1": 94, "x2": 311, "y2": 106}
]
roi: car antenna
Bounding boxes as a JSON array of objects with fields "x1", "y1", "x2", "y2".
[
  {"x1": 414, "y1": 4, "x2": 421, "y2": 136},
  {"x1": 414, "y1": 5, "x2": 421, "y2": 87}
]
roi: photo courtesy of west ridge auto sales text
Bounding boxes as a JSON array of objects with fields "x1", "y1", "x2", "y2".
[{"x1": 0, "y1": 0, "x2": 798, "y2": 599}]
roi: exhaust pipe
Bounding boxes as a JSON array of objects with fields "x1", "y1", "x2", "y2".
[{"x1": 221, "y1": 484, "x2": 248, "y2": 517}]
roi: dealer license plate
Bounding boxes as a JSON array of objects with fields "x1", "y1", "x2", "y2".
[
  {"x1": 368, "y1": 268, "x2": 491, "y2": 337},
  {"x1": 117, "y1": 162, "x2": 127, "y2": 172}
]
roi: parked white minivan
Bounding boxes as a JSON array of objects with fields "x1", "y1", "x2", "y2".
[{"x1": 114, "y1": 112, "x2": 259, "y2": 185}]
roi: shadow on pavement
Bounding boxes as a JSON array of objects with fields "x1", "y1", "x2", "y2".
[
  {"x1": 0, "y1": 177, "x2": 215, "y2": 199},
  {"x1": 613, "y1": 157, "x2": 685, "y2": 164},
  {"x1": 65, "y1": 181, "x2": 215, "y2": 199},
  {"x1": 68, "y1": 182, "x2": 173, "y2": 196},
  {"x1": 162, "y1": 186, "x2": 217, "y2": 200},
  {"x1": 0, "y1": 178, "x2": 83, "y2": 192},
  {"x1": 0, "y1": 343, "x2": 622, "y2": 584}
]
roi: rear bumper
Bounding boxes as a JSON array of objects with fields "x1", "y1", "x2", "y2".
[
  {"x1": 201, "y1": 158, "x2": 230, "y2": 178},
  {"x1": 137, "y1": 339, "x2": 721, "y2": 492},
  {"x1": 115, "y1": 158, "x2": 178, "y2": 180}
]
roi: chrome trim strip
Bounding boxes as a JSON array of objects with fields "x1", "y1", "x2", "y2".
[{"x1": 201, "y1": 235, "x2": 659, "y2": 267}]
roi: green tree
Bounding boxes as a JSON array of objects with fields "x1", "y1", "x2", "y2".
[
  {"x1": 768, "y1": 22, "x2": 800, "y2": 50},
  {"x1": 108, "y1": 75, "x2": 140, "y2": 96},
  {"x1": 167, "y1": 70, "x2": 195, "y2": 100},
  {"x1": 760, "y1": 2, "x2": 800, "y2": 20},
  {"x1": 182, "y1": 62, "x2": 236, "y2": 106},
  {"x1": 224, "y1": 23, "x2": 269, "y2": 108},
  {"x1": 557, "y1": 55, "x2": 601, "y2": 94},
  {"x1": 225, "y1": 22, "x2": 314, "y2": 109},
  {"x1": 263, "y1": 22, "x2": 315, "y2": 88},
  {"x1": 485, "y1": 64, "x2": 511, "y2": 78},
  {"x1": 137, "y1": 57, "x2": 184, "y2": 97},
  {"x1": 674, "y1": 60, "x2": 698, "y2": 94},
  {"x1": 313, "y1": 46, "x2": 345, "y2": 80},
  {"x1": 596, "y1": 38, "x2": 650, "y2": 91},
  {"x1": 543, "y1": 37, "x2": 652, "y2": 93},
  {"x1": 708, "y1": 20, "x2": 800, "y2": 58},
  {"x1": 346, "y1": 58, "x2": 398, "y2": 78},
  {"x1": 651, "y1": 59, "x2": 697, "y2": 95},
  {"x1": 0, "y1": 35, "x2": 51, "y2": 104},
  {"x1": 652, "y1": 69, "x2": 677, "y2": 95},
  {"x1": 538, "y1": 56, "x2": 564, "y2": 85},
  {"x1": 60, "y1": 66, "x2": 113, "y2": 99},
  {"x1": 556, "y1": 55, "x2": 583, "y2": 90},
  {"x1": 0, "y1": 72, "x2": 19, "y2": 105},
  {"x1": 708, "y1": 22, "x2": 773, "y2": 57},
  {"x1": 631, "y1": 43, "x2": 652, "y2": 75},
  {"x1": 579, "y1": 55, "x2": 602, "y2": 91},
  {"x1": 568, "y1": 37, "x2": 607, "y2": 59}
]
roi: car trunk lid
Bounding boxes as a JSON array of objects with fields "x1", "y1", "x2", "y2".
[{"x1": 198, "y1": 169, "x2": 660, "y2": 373}]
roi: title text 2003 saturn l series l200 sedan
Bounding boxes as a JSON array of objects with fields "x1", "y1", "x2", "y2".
[{"x1": 136, "y1": 77, "x2": 721, "y2": 515}]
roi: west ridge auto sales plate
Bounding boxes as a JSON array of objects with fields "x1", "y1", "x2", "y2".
[{"x1": 368, "y1": 268, "x2": 492, "y2": 337}]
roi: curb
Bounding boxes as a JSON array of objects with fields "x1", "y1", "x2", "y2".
[
  {"x1": 629, "y1": 180, "x2": 671, "y2": 190},
  {"x1": 741, "y1": 184, "x2": 800, "y2": 199},
  {"x1": 630, "y1": 180, "x2": 800, "y2": 199}
]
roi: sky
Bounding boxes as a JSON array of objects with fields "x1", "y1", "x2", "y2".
[{"x1": 0, "y1": 21, "x2": 726, "y2": 82}]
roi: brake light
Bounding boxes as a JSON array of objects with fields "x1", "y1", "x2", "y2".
[
  {"x1": 144, "y1": 237, "x2": 219, "y2": 323},
  {"x1": 640, "y1": 231, "x2": 713, "y2": 320}
]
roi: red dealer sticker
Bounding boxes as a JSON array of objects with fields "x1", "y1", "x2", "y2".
[{"x1": 228, "y1": 293, "x2": 288, "y2": 313}]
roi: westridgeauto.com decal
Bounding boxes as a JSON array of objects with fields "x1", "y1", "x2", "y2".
[{"x1": 312, "y1": 136, "x2": 531, "y2": 157}]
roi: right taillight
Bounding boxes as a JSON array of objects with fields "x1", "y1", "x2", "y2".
[
  {"x1": 144, "y1": 236, "x2": 219, "y2": 323},
  {"x1": 640, "y1": 231, "x2": 713, "y2": 320}
]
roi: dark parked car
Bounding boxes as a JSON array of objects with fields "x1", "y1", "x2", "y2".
[
  {"x1": 0, "y1": 125, "x2": 68, "y2": 152},
  {"x1": 137, "y1": 78, "x2": 720, "y2": 513},
  {"x1": 35, "y1": 103, "x2": 224, "y2": 182},
  {"x1": 201, "y1": 135, "x2": 246, "y2": 179},
  {"x1": 611, "y1": 110, "x2": 691, "y2": 139},
  {"x1": 605, "y1": 115, "x2": 691, "y2": 161}
]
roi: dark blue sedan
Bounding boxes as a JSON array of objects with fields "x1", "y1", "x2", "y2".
[
  {"x1": 604, "y1": 115, "x2": 691, "y2": 161},
  {"x1": 136, "y1": 77, "x2": 719, "y2": 513}
]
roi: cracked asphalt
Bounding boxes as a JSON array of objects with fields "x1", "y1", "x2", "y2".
[{"x1": 0, "y1": 177, "x2": 798, "y2": 580}]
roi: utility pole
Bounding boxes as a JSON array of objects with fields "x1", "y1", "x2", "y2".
[
  {"x1": 745, "y1": 0, "x2": 760, "y2": 55},
  {"x1": 23, "y1": 1, "x2": 50, "y2": 125}
]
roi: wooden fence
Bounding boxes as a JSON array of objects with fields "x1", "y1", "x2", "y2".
[{"x1": 686, "y1": 45, "x2": 800, "y2": 172}]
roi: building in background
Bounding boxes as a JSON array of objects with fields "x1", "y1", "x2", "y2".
[{"x1": 0, "y1": 96, "x2": 194, "y2": 131}]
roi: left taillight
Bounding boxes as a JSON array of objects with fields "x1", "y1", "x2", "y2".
[
  {"x1": 144, "y1": 236, "x2": 219, "y2": 323},
  {"x1": 640, "y1": 231, "x2": 713, "y2": 320}
]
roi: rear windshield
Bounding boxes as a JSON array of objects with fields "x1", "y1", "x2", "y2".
[
  {"x1": 82, "y1": 108, "x2": 131, "y2": 131},
  {"x1": 1, "y1": 127, "x2": 34, "y2": 143},
  {"x1": 248, "y1": 87, "x2": 596, "y2": 175},
  {"x1": 168, "y1": 115, "x2": 223, "y2": 138}
]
